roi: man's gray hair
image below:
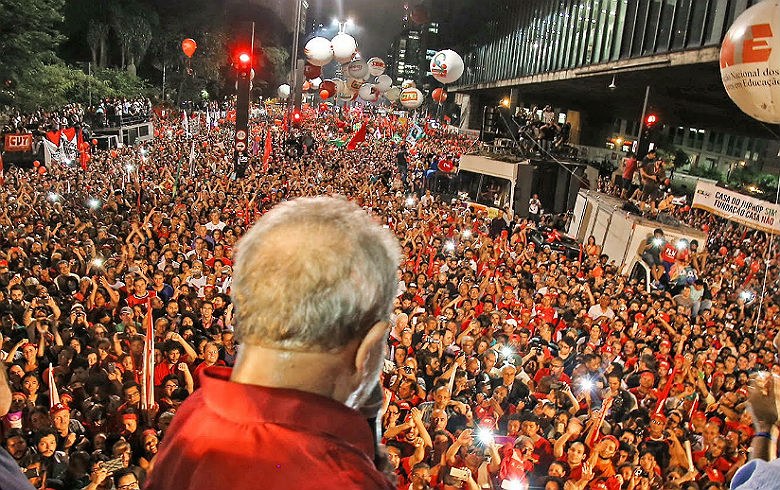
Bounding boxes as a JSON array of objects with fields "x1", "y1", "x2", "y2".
[{"x1": 232, "y1": 196, "x2": 400, "y2": 351}]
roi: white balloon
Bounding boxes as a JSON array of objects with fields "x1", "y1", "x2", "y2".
[
  {"x1": 400, "y1": 87, "x2": 424, "y2": 109},
  {"x1": 346, "y1": 59, "x2": 369, "y2": 80},
  {"x1": 331, "y1": 33, "x2": 358, "y2": 63},
  {"x1": 277, "y1": 84, "x2": 291, "y2": 99},
  {"x1": 367, "y1": 57, "x2": 386, "y2": 77},
  {"x1": 346, "y1": 77, "x2": 364, "y2": 93},
  {"x1": 375, "y1": 74, "x2": 393, "y2": 92},
  {"x1": 385, "y1": 86, "x2": 401, "y2": 102},
  {"x1": 430, "y1": 49, "x2": 465, "y2": 84},
  {"x1": 359, "y1": 84, "x2": 379, "y2": 102},
  {"x1": 310, "y1": 77, "x2": 322, "y2": 88},
  {"x1": 401, "y1": 79, "x2": 416, "y2": 89},
  {"x1": 304, "y1": 37, "x2": 333, "y2": 67},
  {"x1": 720, "y1": 1, "x2": 780, "y2": 123}
]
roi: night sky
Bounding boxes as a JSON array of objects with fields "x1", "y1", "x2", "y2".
[{"x1": 306, "y1": 0, "x2": 406, "y2": 59}]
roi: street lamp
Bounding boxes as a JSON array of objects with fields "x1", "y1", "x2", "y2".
[{"x1": 332, "y1": 17, "x2": 354, "y2": 33}]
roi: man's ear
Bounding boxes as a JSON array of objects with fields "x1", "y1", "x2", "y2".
[{"x1": 354, "y1": 321, "x2": 389, "y2": 377}]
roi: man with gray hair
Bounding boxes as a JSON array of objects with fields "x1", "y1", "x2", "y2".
[{"x1": 145, "y1": 197, "x2": 399, "y2": 490}]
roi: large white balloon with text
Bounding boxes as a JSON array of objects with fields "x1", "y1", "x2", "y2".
[
  {"x1": 430, "y1": 49, "x2": 464, "y2": 84},
  {"x1": 720, "y1": 1, "x2": 780, "y2": 123}
]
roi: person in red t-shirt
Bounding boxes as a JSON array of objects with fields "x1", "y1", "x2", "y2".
[{"x1": 145, "y1": 197, "x2": 398, "y2": 490}]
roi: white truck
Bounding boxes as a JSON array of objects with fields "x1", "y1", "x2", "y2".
[{"x1": 567, "y1": 190, "x2": 708, "y2": 285}]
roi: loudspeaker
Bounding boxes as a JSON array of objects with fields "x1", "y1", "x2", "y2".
[{"x1": 513, "y1": 160, "x2": 586, "y2": 217}]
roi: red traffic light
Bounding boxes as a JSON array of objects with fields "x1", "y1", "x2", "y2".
[
  {"x1": 238, "y1": 53, "x2": 250, "y2": 64},
  {"x1": 293, "y1": 112, "x2": 301, "y2": 121},
  {"x1": 646, "y1": 114, "x2": 657, "y2": 125}
]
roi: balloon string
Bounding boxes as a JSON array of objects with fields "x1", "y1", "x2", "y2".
[{"x1": 753, "y1": 122, "x2": 780, "y2": 332}]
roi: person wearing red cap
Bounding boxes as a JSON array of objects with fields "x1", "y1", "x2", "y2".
[{"x1": 145, "y1": 197, "x2": 399, "y2": 490}]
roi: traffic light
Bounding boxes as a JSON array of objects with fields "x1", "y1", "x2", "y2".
[
  {"x1": 645, "y1": 114, "x2": 657, "y2": 126},
  {"x1": 235, "y1": 50, "x2": 252, "y2": 79},
  {"x1": 637, "y1": 114, "x2": 660, "y2": 159},
  {"x1": 292, "y1": 110, "x2": 302, "y2": 125}
]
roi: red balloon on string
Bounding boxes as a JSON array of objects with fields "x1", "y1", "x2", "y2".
[
  {"x1": 719, "y1": 246, "x2": 728, "y2": 256},
  {"x1": 33, "y1": 160, "x2": 40, "y2": 168},
  {"x1": 320, "y1": 89, "x2": 330, "y2": 100},
  {"x1": 38, "y1": 166, "x2": 46, "y2": 175},
  {"x1": 432, "y1": 87, "x2": 447, "y2": 103},
  {"x1": 91, "y1": 138, "x2": 98, "y2": 145},
  {"x1": 181, "y1": 38, "x2": 197, "y2": 58}
]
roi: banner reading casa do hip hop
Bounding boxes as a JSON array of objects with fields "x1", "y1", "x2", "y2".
[{"x1": 692, "y1": 181, "x2": 780, "y2": 234}]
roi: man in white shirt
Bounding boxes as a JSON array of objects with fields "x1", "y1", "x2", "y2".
[{"x1": 587, "y1": 294, "x2": 615, "y2": 320}]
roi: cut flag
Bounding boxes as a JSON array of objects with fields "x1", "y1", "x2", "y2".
[
  {"x1": 346, "y1": 123, "x2": 366, "y2": 150},
  {"x1": 262, "y1": 129, "x2": 272, "y2": 172}
]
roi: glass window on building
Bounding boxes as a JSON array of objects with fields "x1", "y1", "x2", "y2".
[
  {"x1": 687, "y1": 0, "x2": 708, "y2": 47},
  {"x1": 655, "y1": 0, "x2": 675, "y2": 52},
  {"x1": 643, "y1": 0, "x2": 663, "y2": 55},
  {"x1": 671, "y1": 0, "x2": 691, "y2": 49}
]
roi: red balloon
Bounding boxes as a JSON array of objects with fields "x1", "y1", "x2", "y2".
[
  {"x1": 719, "y1": 246, "x2": 728, "y2": 256},
  {"x1": 33, "y1": 160, "x2": 40, "y2": 168},
  {"x1": 110, "y1": 150, "x2": 118, "y2": 158},
  {"x1": 91, "y1": 138, "x2": 98, "y2": 145},
  {"x1": 432, "y1": 87, "x2": 447, "y2": 103},
  {"x1": 320, "y1": 89, "x2": 330, "y2": 100},
  {"x1": 38, "y1": 166, "x2": 46, "y2": 175},
  {"x1": 181, "y1": 38, "x2": 197, "y2": 58},
  {"x1": 303, "y1": 63, "x2": 321, "y2": 80},
  {"x1": 438, "y1": 159, "x2": 454, "y2": 173},
  {"x1": 319, "y1": 80, "x2": 337, "y2": 97}
]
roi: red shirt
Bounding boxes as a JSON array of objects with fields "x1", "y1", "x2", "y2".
[{"x1": 145, "y1": 367, "x2": 393, "y2": 490}]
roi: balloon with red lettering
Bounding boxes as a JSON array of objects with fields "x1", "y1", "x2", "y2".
[
  {"x1": 304, "y1": 37, "x2": 333, "y2": 67},
  {"x1": 347, "y1": 77, "x2": 364, "y2": 92},
  {"x1": 376, "y1": 74, "x2": 393, "y2": 92},
  {"x1": 400, "y1": 87, "x2": 424, "y2": 109},
  {"x1": 331, "y1": 33, "x2": 358, "y2": 63},
  {"x1": 401, "y1": 80, "x2": 416, "y2": 89},
  {"x1": 367, "y1": 57, "x2": 386, "y2": 76},
  {"x1": 438, "y1": 159, "x2": 454, "y2": 173},
  {"x1": 430, "y1": 49, "x2": 464, "y2": 84},
  {"x1": 346, "y1": 59, "x2": 369, "y2": 80},
  {"x1": 720, "y1": 1, "x2": 780, "y2": 123}
]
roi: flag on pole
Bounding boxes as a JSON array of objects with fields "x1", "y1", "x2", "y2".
[
  {"x1": 48, "y1": 363, "x2": 60, "y2": 408},
  {"x1": 188, "y1": 140, "x2": 196, "y2": 177},
  {"x1": 346, "y1": 123, "x2": 367, "y2": 150},
  {"x1": 78, "y1": 129, "x2": 88, "y2": 171},
  {"x1": 206, "y1": 110, "x2": 211, "y2": 133},
  {"x1": 0, "y1": 152, "x2": 4, "y2": 186},
  {"x1": 182, "y1": 110, "x2": 189, "y2": 135},
  {"x1": 262, "y1": 129, "x2": 273, "y2": 172},
  {"x1": 141, "y1": 299, "x2": 155, "y2": 409}
]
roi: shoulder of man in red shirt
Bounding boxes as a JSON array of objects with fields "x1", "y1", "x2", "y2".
[{"x1": 144, "y1": 366, "x2": 393, "y2": 490}]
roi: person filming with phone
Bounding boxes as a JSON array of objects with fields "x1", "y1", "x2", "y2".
[{"x1": 145, "y1": 197, "x2": 401, "y2": 489}]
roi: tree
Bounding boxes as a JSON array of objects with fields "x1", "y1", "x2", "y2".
[
  {"x1": 126, "y1": 15, "x2": 153, "y2": 76},
  {"x1": 86, "y1": 20, "x2": 109, "y2": 68},
  {"x1": 0, "y1": 0, "x2": 64, "y2": 95}
]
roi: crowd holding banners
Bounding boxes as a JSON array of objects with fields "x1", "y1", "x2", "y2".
[{"x1": 0, "y1": 98, "x2": 777, "y2": 490}]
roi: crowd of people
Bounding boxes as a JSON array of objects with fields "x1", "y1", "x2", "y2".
[
  {"x1": 0, "y1": 100, "x2": 777, "y2": 490},
  {"x1": 1, "y1": 98, "x2": 152, "y2": 137}
]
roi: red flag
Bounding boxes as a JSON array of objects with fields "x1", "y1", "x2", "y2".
[
  {"x1": 141, "y1": 299, "x2": 155, "y2": 409},
  {"x1": 346, "y1": 123, "x2": 366, "y2": 150},
  {"x1": 78, "y1": 129, "x2": 88, "y2": 171},
  {"x1": 262, "y1": 129, "x2": 272, "y2": 172}
]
